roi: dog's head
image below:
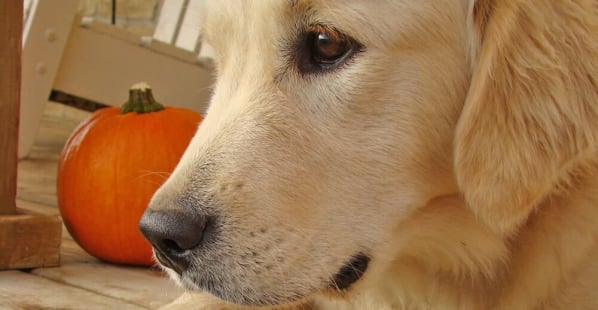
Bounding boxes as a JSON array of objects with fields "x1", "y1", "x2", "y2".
[{"x1": 139, "y1": 0, "x2": 598, "y2": 307}]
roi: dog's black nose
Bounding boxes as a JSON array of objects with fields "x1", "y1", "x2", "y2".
[{"x1": 138, "y1": 208, "x2": 208, "y2": 273}]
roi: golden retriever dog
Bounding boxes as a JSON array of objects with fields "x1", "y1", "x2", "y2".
[{"x1": 139, "y1": 0, "x2": 598, "y2": 308}]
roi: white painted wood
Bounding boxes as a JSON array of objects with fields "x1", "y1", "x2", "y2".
[
  {"x1": 0, "y1": 271, "x2": 147, "y2": 309},
  {"x1": 199, "y1": 41, "x2": 216, "y2": 59},
  {"x1": 52, "y1": 20, "x2": 213, "y2": 112},
  {"x1": 23, "y1": 0, "x2": 33, "y2": 12},
  {"x1": 22, "y1": 0, "x2": 34, "y2": 27},
  {"x1": 153, "y1": 0, "x2": 185, "y2": 44},
  {"x1": 174, "y1": 0, "x2": 203, "y2": 52},
  {"x1": 19, "y1": 0, "x2": 79, "y2": 159}
]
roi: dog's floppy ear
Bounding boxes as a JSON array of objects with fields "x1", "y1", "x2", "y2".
[{"x1": 455, "y1": 0, "x2": 598, "y2": 235}]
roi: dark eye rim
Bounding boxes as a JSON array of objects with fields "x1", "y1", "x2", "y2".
[{"x1": 295, "y1": 24, "x2": 365, "y2": 74}]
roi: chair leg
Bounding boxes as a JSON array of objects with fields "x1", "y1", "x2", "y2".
[{"x1": 19, "y1": 0, "x2": 78, "y2": 158}]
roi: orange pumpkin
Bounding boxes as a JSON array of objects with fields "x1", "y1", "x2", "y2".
[{"x1": 57, "y1": 83, "x2": 202, "y2": 266}]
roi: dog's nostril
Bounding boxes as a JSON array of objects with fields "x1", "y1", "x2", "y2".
[
  {"x1": 139, "y1": 209, "x2": 208, "y2": 252},
  {"x1": 138, "y1": 208, "x2": 209, "y2": 272},
  {"x1": 163, "y1": 239, "x2": 184, "y2": 254}
]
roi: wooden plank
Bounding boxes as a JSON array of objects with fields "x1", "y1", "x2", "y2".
[
  {"x1": 81, "y1": 19, "x2": 201, "y2": 64},
  {"x1": 22, "y1": 0, "x2": 35, "y2": 35},
  {"x1": 17, "y1": 159, "x2": 59, "y2": 207},
  {"x1": 0, "y1": 0, "x2": 21, "y2": 215},
  {"x1": 59, "y1": 238, "x2": 103, "y2": 265},
  {"x1": 0, "y1": 270, "x2": 147, "y2": 309},
  {"x1": 19, "y1": 101, "x2": 88, "y2": 159},
  {"x1": 0, "y1": 209, "x2": 61, "y2": 270},
  {"x1": 153, "y1": 0, "x2": 186, "y2": 44},
  {"x1": 53, "y1": 20, "x2": 213, "y2": 112},
  {"x1": 32, "y1": 263, "x2": 182, "y2": 309},
  {"x1": 19, "y1": 0, "x2": 79, "y2": 158},
  {"x1": 174, "y1": 0, "x2": 203, "y2": 52},
  {"x1": 16, "y1": 198, "x2": 59, "y2": 216}
]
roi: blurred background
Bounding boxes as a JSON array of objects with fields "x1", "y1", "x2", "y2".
[{"x1": 1, "y1": 1, "x2": 214, "y2": 308}]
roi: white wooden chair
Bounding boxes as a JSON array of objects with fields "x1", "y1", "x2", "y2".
[{"x1": 19, "y1": 0, "x2": 214, "y2": 158}]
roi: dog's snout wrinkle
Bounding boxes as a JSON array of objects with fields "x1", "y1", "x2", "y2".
[{"x1": 139, "y1": 208, "x2": 209, "y2": 273}]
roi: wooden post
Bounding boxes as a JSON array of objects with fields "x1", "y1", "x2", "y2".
[
  {"x1": 0, "y1": 0, "x2": 61, "y2": 270},
  {"x1": 0, "y1": 0, "x2": 22, "y2": 214}
]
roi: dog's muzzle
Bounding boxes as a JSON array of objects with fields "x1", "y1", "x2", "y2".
[{"x1": 138, "y1": 208, "x2": 210, "y2": 274}]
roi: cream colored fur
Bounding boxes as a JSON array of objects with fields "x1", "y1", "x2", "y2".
[{"x1": 148, "y1": 0, "x2": 598, "y2": 309}]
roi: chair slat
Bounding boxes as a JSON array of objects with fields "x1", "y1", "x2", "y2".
[
  {"x1": 153, "y1": 0, "x2": 186, "y2": 44},
  {"x1": 174, "y1": 0, "x2": 203, "y2": 52}
]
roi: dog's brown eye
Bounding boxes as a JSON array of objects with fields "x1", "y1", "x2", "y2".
[
  {"x1": 297, "y1": 25, "x2": 362, "y2": 73},
  {"x1": 311, "y1": 30, "x2": 351, "y2": 64}
]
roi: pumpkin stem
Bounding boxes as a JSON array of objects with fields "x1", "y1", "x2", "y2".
[{"x1": 121, "y1": 82, "x2": 165, "y2": 114}]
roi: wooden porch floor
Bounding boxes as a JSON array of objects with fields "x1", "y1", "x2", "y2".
[{"x1": 1, "y1": 103, "x2": 183, "y2": 309}]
